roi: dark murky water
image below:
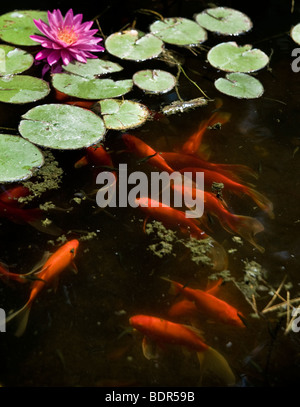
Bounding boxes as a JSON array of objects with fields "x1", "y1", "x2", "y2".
[{"x1": 0, "y1": 0, "x2": 300, "y2": 387}]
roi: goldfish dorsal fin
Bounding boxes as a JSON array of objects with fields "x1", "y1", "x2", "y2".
[
  {"x1": 205, "y1": 278, "x2": 223, "y2": 296},
  {"x1": 69, "y1": 261, "x2": 78, "y2": 274},
  {"x1": 142, "y1": 336, "x2": 160, "y2": 360},
  {"x1": 182, "y1": 324, "x2": 205, "y2": 341}
]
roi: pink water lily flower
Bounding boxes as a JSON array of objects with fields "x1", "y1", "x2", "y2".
[{"x1": 30, "y1": 9, "x2": 105, "y2": 67}]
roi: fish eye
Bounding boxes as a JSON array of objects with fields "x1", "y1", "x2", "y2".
[{"x1": 70, "y1": 248, "x2": 75, "y2": 254}]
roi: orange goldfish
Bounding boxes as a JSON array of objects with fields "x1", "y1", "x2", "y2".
[
  {"x1": 160, "y1": 151, "x2": 258, "y2": 181},
  {"x1": 162, "y1": 277, "x2": 246, "y2": 328},
  {"x1": 181, "y1": 111, "x2": 231, "y2": 156},
  {"x1": 172, "y1": 184, "x2": 265, "y2": 252},
  {"x1": 179, "y1": 167, "x2": 274, "y2": 219},
  {"x1": 6, "y1": 239, "x2": 79, "y2": 336},
  {"x1": 122, "y1": 134, "x2": 174, "y2": 174},
  {"x1": 75, "y1": 145, "x2": 115, "y2": 169},
  {"x1": 0, "y1": 263, "x2": 28, "y2": 284},
  {"x1": 130, "y1": 314, "x2": 235, "y2": 385},
  {"x1": 135, "y1": 197, "x2": 228, "y2": 271},
  {"x1": 0, "y1": 186, "x2": 31, "y2": 207}
]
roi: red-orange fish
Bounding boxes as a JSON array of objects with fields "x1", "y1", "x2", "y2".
[
  {"x1": 172, "y1": 184, "x2": 265, "y2": 252},
  {"x1": 75, "y1": 145, "x2": 114, "y2": 169},
  {"x1": 162, "y1": 278, "x2": 246, "y2": 328},
  {"x1": 179, "y1": 167, "x2": 274, "y2": 219},
  {"x1": 122, "y1": 133, "x2": 174, "y2": 174},
  {"x1": 0, "y1": 263, "x2": 28, "y2": 284},
  {"x1": 0, "y1": 186, "x2": 31, "y2": 207},
  {"x1": 130, "y1": 314, "x2": 235, "y2": 385},
  {"x1": 6, "y1": 239, "x2": 79, "y2": 336},
  {"x1": 181, "y1": 111, "x2": 231, "y2": 156},
  {"x1": 160, "y1": 151, "x2": 258, "y2": 182},
  {"x1": 135, "y1": 197, "x2": 228, "y2": 271}
]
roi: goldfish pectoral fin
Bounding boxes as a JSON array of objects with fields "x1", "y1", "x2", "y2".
[
  {"x1": 6, "y1": 302, "x2": 32, "y2": 337},
  {"x1": 205, "y1": 278, "x2": 224, "y2": 296},
  {"x1": 198, "y1": 346, "x2": 235, "y2": 386},
  {"x1": 69, "y1": 261, "x2": 78, "y2": 274},
  {"x1": 142, "y1": 336, "x2": 160, "y2": 360},
  {"x1": 24, "y1": 252, "x2": 51, "y2": 276},
  {"x1": 142, "y1": 216, "x2": 149, "y2": 234},
  {"x1": 27, "y1": 218, "x2": 63, "y2": 236}
]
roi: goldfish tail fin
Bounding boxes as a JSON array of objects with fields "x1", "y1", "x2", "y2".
[
  {"x1": 247, "y1": 188, "x2": 274, "y2": 219},
  {"x1": 6, "y1": 301, "x2": 32, "y2": 337},
  {"x1": 197, "y1": 346, "x2": 235, "y2": 386},
  {"x1": 27, "y1": 218, "x2": 63, "y2": 236},
  {"x1": 206, "y1": 239, "x2": 228, "y2": 271},
  {"x1": 217, "y1": 163, "x2": 259, "y2": 181},
  {"x1": 219, "y1": 214, "x2": 265, "y2": 253}
]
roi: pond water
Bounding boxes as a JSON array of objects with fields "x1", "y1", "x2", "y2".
[{"x1": 0, "y1": 0, "x2": 300, "y2": 388}]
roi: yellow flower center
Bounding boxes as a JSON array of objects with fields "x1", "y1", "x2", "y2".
[{"x1": 57, "y1": 26, "x2": 79, "y2": 45}]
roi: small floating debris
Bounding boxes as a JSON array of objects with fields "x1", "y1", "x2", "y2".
[{"x1": 161, "y1": 97, "x2": 208, "y2": 115}]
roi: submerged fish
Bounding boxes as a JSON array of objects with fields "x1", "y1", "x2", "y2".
[
  {"x1": 122, "y1": 133, "x2": 174, "y2": 174},
  {"x1": 130, "y1": 314, "x2": 235, "y2": 386},
  {"x1": 162, "y1": 277, "x2": 246, "y2": 328},
  {"x1": 6, "y1": 239, "x2": 79, "y2": 337},
  {"x1": 0, "y1": 263, "x2": 28, "y2": 284},
  {"x1": 135, "y1": 197, "x2": 228, "y2": 271},
  {"x1": 179, "y1": 167, "x2": 274, "y2": 219},
  {"x1": 0, "y1": 186, "x2": 31, "y2": 207},
  {"x1": 74, "y1": 145, "x2": 114, "y2": 169}
]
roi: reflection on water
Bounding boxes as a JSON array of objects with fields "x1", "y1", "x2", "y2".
[{"x1": 0, "y1": 0, "x2": 300, "y2": 388}]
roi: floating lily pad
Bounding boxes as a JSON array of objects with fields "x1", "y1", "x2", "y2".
[
  {"x1": 291, "y1": 23, "x2": 300, "y2": 45},
  {"x1": 98, "y1": 99, "x2": 149, "y2": 130},
  {"x1": 0, "y1": 10, "x2": 48, "y2": 46},
  {"x1": 52, "y1": 73, "x2": 133, "y2": 99},
  {"x1": 0, "y1": 133, "x2": 44, "y2": 183},
  {"x1": 214, "y1": 72, "x2": 264, "y2": 99},
  {"x1": 149, "y1": 17, "x2": 207, "y2": 46},
  {"x1": 19, "y1": 104, "x2": 106, "y2": 150},
  {"x1": 195, "y1": 7, "x2": 252, "y2": 36},
  {"x1": 133, "y1": 69, "x2": 176, "y2": 94},
  {"x1": 0, "y1": 45, "x2": 34, "y2": 76},
  {"x1": 207, "y1": 42, "x2": 269, "y2": 73},
  {"x1": 0, "y1": 75, "x2": 50, "y2": 104},
  {"x1": 105, "y1": 30, "x2": 164, "y2": 61},
  {"x1": 62, "y1": 58, "x2": 123, "y2": 79}
]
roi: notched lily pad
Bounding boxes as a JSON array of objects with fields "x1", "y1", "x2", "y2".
[
  {"x1": 105, "y1": 30, "x2": 164, "y2": 61},
  {"x1": 214, "y1": 72, "x2": 264, "y2": 99},
  {"x1": 0, "y1": 133, "x2": 44, "y2": 183},
  {"x1": 133, "y1": 69, "x2": 176, "y2": 94},
  {"x1": 19, "y1": 104, "x2": 106, "y2": 150},
  {"x1": 149, "y1": 17, "x2": 207, "y2": 46},
  {"x1": 207, "y1": 41, "x2": 269, "y2": 73},
  {"x1": 195, "y1": 7, "x2": 252, "y2": 36},
  {"x1": 0, "y1": 75, "x2": 50, "y2": 104},
  {"x1": 0, "y1": 10, "x2": 48, "y2": 46},
  {"x1": 52, "y1": 72, "x2": 133, "y2": 99},
  {"x1": 98, "y1": 99, "x2": 149, "y2": 130},
  {"x1": 0, "y1": 45, "x2": 34, "y2": 76},
  {"x1": 62, "y1": 58, "x2": 123, "y2": 79},
  {"x1": 291, "y1": 23, "x2": 300, "y2": 45}
]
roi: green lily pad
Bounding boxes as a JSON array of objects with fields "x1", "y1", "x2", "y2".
[
  {"x1": 291, "y1": 23, "x2": 300, "y2": 45},
  {"x1": 0, "y1": 75, "x2": 50, "y2": 104},
  {"x1": 98, "y1": 99, "x2": 149, "y2": 130},
  {"x1": 19, "y1": 104, "x2": 106, "y2": 150},
  {"x1": 105, "y1": 30, "x2": 164, "y2": 61},
  {"x1": 52, "y1": 73, "x2": 133, "y2": 99},
  {"x1": 207, "y1": 42, "x2": 269, "y2": 73},
  {"x1": 0, "y1": 10, "x2": 48, "y2": 46},
  {"x1": 214, "y1": 72, "x2": 264, "y2": 99},
  {"x1": 133, "y1": 69, "x2": 176, "y2": 94},
  {"x1": 195, "y1": 7, "x2": 252, "y2": 36},
  {"x1": 149, "y1": 17, "x2": 207, "y2": 46},
  {"x1": 0, "y1": 133, "x2": 44, "y2": 183},
  {"x1": 62, "y1": 58, "x2": 123, "y2": 79},
  {"x1": 0, "y1": 45, "x2": 34, "y2": 76}
]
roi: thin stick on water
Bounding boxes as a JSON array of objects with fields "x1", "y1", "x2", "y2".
[
  {"x1": 262, "y1": 297, "x2": 300, "y2": 314},
  {"x1": 262, "y1": 275, "x2": 287, "y2": 312}
]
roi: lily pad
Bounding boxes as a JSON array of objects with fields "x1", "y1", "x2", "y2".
[
  {"x1": 0, "y1": 133, "x2": 44, "y2": 183},
  {"x1": 105, "y1": 30, "x2": 164, "y2": 61},
  {"x1": 52, "y1": 73, "x2": 133, "y2": 99},
  {"x1": 195, "y1": 7, "x2": 252, "y2": 36},
  {"x1": 149, "y1": 17, "x2": 207, "y2": 46},
  {"x1": 214, "y1": 72, "x2": 264, "y2": 99},
  {"x1": 133, "y1": 69, "x2": 176, "y2": 94},
  {"x1": 0, "y1": 45, "x2": 34, "y2": 76},
  {"x1": 0, "y1": 10, "x2": 48, "y2": 46},
  {"x1": 19, "y1": 104, "x2": 106, "y2": 150},
  {"x1": 207, "y1": 42, "x2": 269, "y2": 73},
  {"x1": 291, "y1": 23, "x2": 300, "y2": 45},
  {"x1": 62, "y1": 58, "x2": 123, "y2": 79},
  {"x1": 98, "y1": 99, "x2": 149, "y2": 130},
  {"x1": 0, "y1": 75, "x2": 50, "y2": 104}
]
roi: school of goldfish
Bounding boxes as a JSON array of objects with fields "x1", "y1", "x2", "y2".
[{"x1": 0, "y1": 97, "x2": 274, "y2": 386}]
